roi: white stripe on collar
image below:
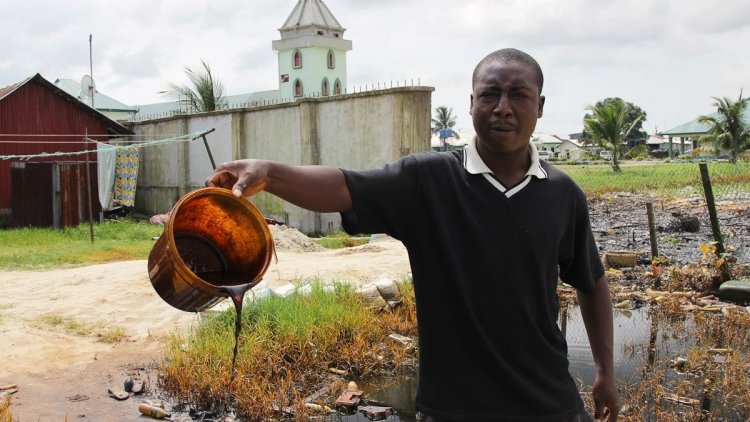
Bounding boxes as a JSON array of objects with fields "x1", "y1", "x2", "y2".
[{"x1": 464, "y1": 135, "x2": 548, "y2": 180}]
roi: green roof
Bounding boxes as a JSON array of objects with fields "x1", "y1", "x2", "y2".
[{"x1": 661, "y1": 108, "x2": 750, "y2": 136}]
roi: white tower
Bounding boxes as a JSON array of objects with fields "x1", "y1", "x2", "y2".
[{"x1": 272, "y1": 0, "x2": 352, "y2": 100}]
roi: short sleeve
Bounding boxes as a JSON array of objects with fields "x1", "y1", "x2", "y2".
[
  {"x1": 558, "y1": 189, "x2": 604, "y2": 293},
  {"x1": 340, "y1": 155, "x2": 419, "y2": 239}
]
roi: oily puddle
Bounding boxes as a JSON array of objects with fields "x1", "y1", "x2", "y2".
[
  {"x1": 154, "y1": 307, "x2": 656, "y2": 422},
  {"x1": 156, "y1": 301, "x2": 750, "y2": 421}
]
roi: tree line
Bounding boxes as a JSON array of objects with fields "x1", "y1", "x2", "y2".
[{"x1": 432, "y1": 92, "x2": 749, "y2": 172}]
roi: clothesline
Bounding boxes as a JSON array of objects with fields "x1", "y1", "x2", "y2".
[
  {"x1": 0, "y1": 129, "x2": 214, "y2": 161},
  {"x1": 0, "y1": 133, "x2": 199, "y2": 138}
]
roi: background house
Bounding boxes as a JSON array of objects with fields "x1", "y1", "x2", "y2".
[
  {"x1": 53, "y1": 78, "x2": 137, "y2": 122},
  {"x1": 0, "y1": 74, "x2": 132, "y2": 227},
  {"x1": 660, "y1": 108, "x2": 750, "y2": 158},
  {"x1": 532, "y1": 133, "x2": 587, "y2": 160}
]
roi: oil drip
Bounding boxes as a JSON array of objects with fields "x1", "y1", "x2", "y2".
[{"x1": 195, "y1": 272, "x2": 254, "y2": 380}]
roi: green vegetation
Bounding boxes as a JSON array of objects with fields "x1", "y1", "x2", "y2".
[
  {"x1": 698, "y1": 91, "x2": 750, "y2": 164},
  {"x1": 581, "y1": 97, "x2": 648, "y2": 145},
  {"x1": 160, "y1": 280, "x2": 417, "y2": 420},
  {"x1": 313, "y1": 231, "x2": 369, "y2": 249},
  {"x1": 99, "y1": 327, "x2": 127, "y2": 343},
  {"x1": 431, "y1": 106, "x2": 460, "y2": 138},
  {"x1": 583, "y1": 98, "x2": 645, "y2": 172},
  {"x1": 34, "y1": 313, "x2": 127, "y2": 342},
  {"x1": 557, "y1": 161, "x2": 750, "y2": 197},
  {"x1": 161, "y1": 59, "x2": 228, "y2": 112},
  {"x1": 0, "y1": 218, "x2": 163, "y2": 270}
]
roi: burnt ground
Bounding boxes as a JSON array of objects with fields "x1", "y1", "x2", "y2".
[{"x1": 588, "y1": 193, "x2": 750, "y2": 269}]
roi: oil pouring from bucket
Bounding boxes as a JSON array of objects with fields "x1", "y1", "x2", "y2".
[{"x1": 147, "y1": 187, "x2": 275, "y2": 379}]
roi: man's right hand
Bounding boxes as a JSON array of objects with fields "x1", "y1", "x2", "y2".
[
  {"x1": 205, "y1": 159, "x2": 352, "y2": 213},
  {"x1": 206, "y1": 159, "x2": 269, "y2": 198}
]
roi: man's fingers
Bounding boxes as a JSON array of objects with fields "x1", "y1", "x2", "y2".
[
  {"x1": 232, "y1": 180, "x2": 247, "y2": 197},
  {"x1": 206, "y1": 170, "x2": 238, "y2": 189},
  {"x1": 593, "y1": 400, "x2": 604, "y2": 421}
]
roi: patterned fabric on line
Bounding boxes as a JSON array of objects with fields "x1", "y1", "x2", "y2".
[{"x1": 113, "y1": 145, "x2": 139, "y2": 207}]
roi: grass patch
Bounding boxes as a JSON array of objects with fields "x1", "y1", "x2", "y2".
[
  {"x1": 34, "y1": 313, "x2": 126, "y2": 342},
  {"x1": 0, "y1": 304, "x2": 11, "y2": 326},
  {"x1": 159, "y1": 279, "x2": 417, "y2": 420},
  {"x1": 313, "y1": 232, "x2": 370, "y2": 249},
  {"x1": 0, "y1": 396, "x2": 12, "y2": 422},
  {"x1": 557, "y1": 161, "x2": 750, "y2": 198},
  {"x1": 0, "y1": 218, "x2": 163, "y2": 270},
  {"x1": 99, "y1": 327, "x2": 127, "y2": 344}
]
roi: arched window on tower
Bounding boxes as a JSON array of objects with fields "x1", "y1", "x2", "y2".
[
  {"x1": 327, "y1": 50, "x2": 335, "y2": 69},
  {"x1": 322, "y1": 78, "x2": 330, "y2": 96},
  {"x1": 294, "y1": 79, "x2": 303, "y2": 97},
  {"x1": 334, "y1": 78, "x2": 342, "y2": 95},
  {"x1": 293, "y1": 50, "x2": 302, "y2": 68}
]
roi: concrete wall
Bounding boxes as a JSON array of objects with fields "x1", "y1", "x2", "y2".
[{"x1": 129, "y1": 86, "x2": 433, "y2": 233}]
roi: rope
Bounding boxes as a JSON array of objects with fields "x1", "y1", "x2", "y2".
[
  {"x1": 0, "y1": 133, "x2": 197, "y2": 138},
  {"x1": 0, "y1": 129, "x2": 213, "y2": 161}
]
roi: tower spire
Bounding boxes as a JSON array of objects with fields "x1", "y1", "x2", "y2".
[{"x1": 273, "y1": 0, "x2": 352, "y2": 100}]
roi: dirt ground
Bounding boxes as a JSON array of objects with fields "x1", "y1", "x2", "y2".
[{"x1": 0, "y1": 235, "x2": 410, "y2": 422}]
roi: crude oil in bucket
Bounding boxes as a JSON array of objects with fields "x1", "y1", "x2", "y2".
[{"x1": 148, "y1": 187, "x2": 274, "y2": 379}]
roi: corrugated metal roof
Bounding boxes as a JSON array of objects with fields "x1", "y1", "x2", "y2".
[
  {"x1": 281, "y1": 0, "x2": 344, "y2": 30},
  {"x1": 0, "y1": 74, "x2": 133, "y2": 135},
  {"x1": 0, "y1": 76, "x2": 31, "y2": 101},
  {"x1": 53, "y1": 78, "x2": 136, "y2": 112}
]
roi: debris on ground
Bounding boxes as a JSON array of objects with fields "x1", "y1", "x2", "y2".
[
  {"x1": 358, "y1": 405, "x2": 394, "y2": 420},
  {"x1": 336, "y1": 389, "x2": 364, "y2": 408},
  {"x1": 66, "y1": 394, "x2": 89, "y2": 402},
  {"x1": 0, "y1": 385, "x2": 18, "y2": 400},
  {"x1": 107, "y1": 387, "x2": 129, "y2": 401},
  {"x1": 138, "y1": 402, "x2": 171, "y2": 419}
]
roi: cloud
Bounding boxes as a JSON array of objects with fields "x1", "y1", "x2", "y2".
[{"x1": 1, "y1": 0, "x2": 748, "y2": 138}]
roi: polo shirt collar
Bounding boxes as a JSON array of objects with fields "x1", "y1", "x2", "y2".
[{"x1": 464, "y1": 136, "x2": 548, "y2": 180}]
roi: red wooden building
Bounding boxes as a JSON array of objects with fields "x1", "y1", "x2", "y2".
[{"x1": 0, "y1": 73, "x2": 133, "y2": 227}]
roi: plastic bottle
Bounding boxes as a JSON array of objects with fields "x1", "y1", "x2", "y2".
[{"x1": 138, "y1": 403, "x2": 171, "y2": 419}]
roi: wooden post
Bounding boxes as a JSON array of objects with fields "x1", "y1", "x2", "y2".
[
  {"x1": 698, "y1": 163, "x2": 724, "y2": 256},
  {"x1": 646, "y1": 202, "x2": 661, "y2": 287},
  {"x1": 84, "y1": 129, "x2": 95, "y2": 243},
  {"x1": 699, "y1": 163, "x2": 730, "y2": 282},
  {"x1": 646, "y1": 202, "x2": 659, "y2": 259}
]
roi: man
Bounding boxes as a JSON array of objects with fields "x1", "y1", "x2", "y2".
[{"x1": 207, "y1": 48, "x2": 620, "y2": 421}]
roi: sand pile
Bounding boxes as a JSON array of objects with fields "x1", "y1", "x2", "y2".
[{"x1": 269, "y1": 225, "x2": 324, "y2": 252}]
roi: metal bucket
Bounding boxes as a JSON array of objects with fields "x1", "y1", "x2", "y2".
[{"x1": 147, "y1": 187, "x2": 274, "y2": 312}]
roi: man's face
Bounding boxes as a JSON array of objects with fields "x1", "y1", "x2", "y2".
[{"x1": 470, "y1": 61, "x2": 545, "y2": 155}]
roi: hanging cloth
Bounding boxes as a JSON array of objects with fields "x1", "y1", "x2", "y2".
[
  {"x1": 113, "y1": 145, "x2": 139, "y2": 207},
  {"x1": 97, "y1": 143, "x2": 116, "y2": 210}
]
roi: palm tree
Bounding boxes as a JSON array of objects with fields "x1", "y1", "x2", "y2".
[
  {"x1": 162, "y1": 60, "x2": 228, "y2": 113},
  {"x1": 431, "y1": 106, "x2": 460, "y2": 150},
  {"x1": 697, "y1": 91, "x2": 750, "y2": 164},
  {"x1": 584, "y1": 98, "x2": 644, "y2": 172}
]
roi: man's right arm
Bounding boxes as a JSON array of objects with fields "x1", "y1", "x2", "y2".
[{"x1": 205, "y1": 159, "x2": 352, "y2": 213}]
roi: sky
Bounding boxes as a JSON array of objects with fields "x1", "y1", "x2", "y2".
[{"x1": 1, "y1": 0, "x2": 749, "y2": 137}]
